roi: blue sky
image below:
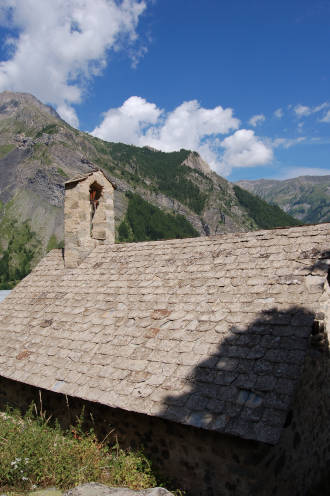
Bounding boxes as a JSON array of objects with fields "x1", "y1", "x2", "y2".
[{"x1": 0, "y1": 0, "x2": 330, "y2": 181}]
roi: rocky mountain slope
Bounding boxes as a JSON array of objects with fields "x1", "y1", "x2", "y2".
[
  {"x1": 236, "y1": 176, "x2": 330, "y2": 224},
  {"x1": 0, "y1": 91, "x2": 299, "y2": 288}
]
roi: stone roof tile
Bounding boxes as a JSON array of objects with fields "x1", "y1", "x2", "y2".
[{"x1": 0, "y1": 223, "x2": 330, "y2": 444}]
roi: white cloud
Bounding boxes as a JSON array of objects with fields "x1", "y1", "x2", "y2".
[
  {"x1": 0, "y1": 0, "x2": 146, "y2": 126},
  {"x1": 248, "y1": 114, "x2": 265, "y2": 127},
  {"x1": 294, "y1": 102, "x2": 329, "y2": 119},
  {"x1": 220, "y1": 130, "x2": 273, "y2": 173},
  {"x1": 320, "y1": 110, "x2": 330, "y2": 123},
  {"x1": 294, "y1": 104, "x2": 312, "y2": 117},
  {"x1": 279, "y1": 166, "x2": 330, "y2": 180},
  {"x1": 314, "y1": 102, "x2": 329, "y2": 112},
  {"x1": 274, "y1": 108, "x2": 283, "y2": 118},
  {"x1": 146, "y1": 100, "x2": 241, "y2": 154},
  {"x1": 92, "y1": 96, "x2": 162, "y2": 143},
  {"x1": 92, "y1": 97, "x2": 246, "y2": 174},
  {"x1": 273, "y1": 137, "x2": 306, "y2": 149},
  {"x1": 56, "y1": 103, "x2": 80, "y2": 128},
  {"x1": 297, "y1": 121, "x2": 304, "y2": 132}
]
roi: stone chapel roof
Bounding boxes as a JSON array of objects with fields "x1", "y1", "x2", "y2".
[
  {"x1": 0, "y1": 223, "x2": 329, "y2": 444},
  {"x1": 64, "y1": 170, "x2": 117, "y2": 189}
]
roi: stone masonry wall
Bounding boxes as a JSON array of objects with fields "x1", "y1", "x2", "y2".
[
  {"x1": 1, "y1": 342, "x2": 330, "y2": 496},
  {"x1": 257, "y1": 338, "x2": 330, "y2": 495},
  {"x1": 0, "y1": 376, "x2": 267, "y2": 495},
  {"x1": 64, "y1": 171, "x2": 115, "y2": 268}
]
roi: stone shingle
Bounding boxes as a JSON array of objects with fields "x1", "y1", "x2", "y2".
[{"x1": 0, "y1": 223, "x2": 329, "y2": 445}]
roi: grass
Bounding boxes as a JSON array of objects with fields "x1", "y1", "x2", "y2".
[
  {"x1": 0, "y1": 144, "x2": 15, "y2": 158},
  {"x1": 35, "y1": 124, "x2": 58, "y2": 138},
  {"x1": 56, "y1": 168, "x2": 68, "y2": 178},
  {"x1": 0, "y1": 405, "x2": 159, "y2": 493}
]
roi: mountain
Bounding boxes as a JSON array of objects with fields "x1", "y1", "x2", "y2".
[
  {"x1": 0, "y1": 91, "x2": 299, "y2": 288},
  {"x1": 236, "y1": 176, "x2": 330, "y2": 224}
]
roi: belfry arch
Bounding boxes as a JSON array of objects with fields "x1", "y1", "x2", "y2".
[{"x1": 89, "y1": 181, "x2": 104, "y2": 239}]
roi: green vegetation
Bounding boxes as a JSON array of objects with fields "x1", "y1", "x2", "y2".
[
  {"x1": 237, "y1": 178, "x2": 330, "y2": 224},
  {"x1": 118, "y1": 192, "x2": 199, "y2": 243},
  {"x1": 0, "y1": 406, "x2": 158, "y2": 492},
  {"x1": 0, "y1": 211, "x2": 41, "y2": 289},
  {"x1": 0, "y1": 144, "x2": 15, "y2": 158},
  {"x1": 287, "y1": 187, "x2": 330, "y2": 223},
  {"x1": 31, "y1": 143, "x2": 52, "y2": 165},
  {"x1": 303, "y1": 199, "x2": 330, "y2": 224},
  {"x1": 56, "y1": 167, "x2": 68, "y2": 178},
  {"x1": 233, "y1": 185, "x2": 301, "y2": 229},
  {"x1": 92, "y1": 140, "x2": 207, "y2": 214},
  {"x1": 35, "y1": 124, "x2": 58, "y2": 138},
  {"x1": 46, "y1": 235, "x2": 64, "y2": 252},
  {"x1": 12, "y1": 122, "x2": 36, "y2": 137}
]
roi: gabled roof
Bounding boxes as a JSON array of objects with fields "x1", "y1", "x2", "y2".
[
  {"x1": 64, "y1": 169, "x2": 117, "y2": 189},
  {"x1": 0, "y1": 223, "x2": 329, "y2": 444}
]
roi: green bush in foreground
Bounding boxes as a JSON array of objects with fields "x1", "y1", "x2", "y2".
[{"x1": 0, "y1": 406, "x2": 157, "y2": 492}]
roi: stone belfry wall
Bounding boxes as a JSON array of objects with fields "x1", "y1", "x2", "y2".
[{"x1": 64, "y1": 170, "x2": 115, "y2": 268}]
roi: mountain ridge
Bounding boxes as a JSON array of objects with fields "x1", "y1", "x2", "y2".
[
  {"x1": 0, "y1": 91, "x2": 300, "y2": 288},
  {"x1": 236, "y1": 175, "x2": 330, "y2": 224}
]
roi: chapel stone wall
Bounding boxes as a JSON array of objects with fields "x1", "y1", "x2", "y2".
[{"x1": 1, "y1": 370, "x2": 330, "y2": 496}]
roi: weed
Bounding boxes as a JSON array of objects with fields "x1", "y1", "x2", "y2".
[{"x1": 0, "y1": 405, "x2": 158, "y2": 492}]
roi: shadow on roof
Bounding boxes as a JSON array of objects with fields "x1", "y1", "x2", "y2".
[{"x1": 158, "y1": 304, "x2": 319, "y2": 444}]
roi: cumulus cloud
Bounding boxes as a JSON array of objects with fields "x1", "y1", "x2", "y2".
[
  {"x1": 248, "y1": 114, "x2": 265, "y2": 127},
  {"x1": 92, "y1": 96, "x2": 162, "y2": 143},
  {"x1": 274, "y1": 108, "x2": 283, "y2": 118},
  {"x1": 219, "y1": 130, "x2": 273, "y2": 174},
  {"x1": 57, "y1": 103, "x2": 80, "y2": 128},
  {"x1": 0, "y1": 0, "x2": 146, "y2": 126},
  {"x1": 92, "y1": 97, "x2": 252, "y2": 174}
]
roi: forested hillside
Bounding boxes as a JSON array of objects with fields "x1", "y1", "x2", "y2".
[
  {"x1": 236, "y1": 176, "x2": 330, "y2": 224},
  {"x1": 118, "y1": 192, "x2": 199, "y2": 243},
  {"x1": 0, "y1": 91, "x2": 300, "y2": 288},
  {"x1": 233, "y1": 185, "x2": 301, "y2": 229}
]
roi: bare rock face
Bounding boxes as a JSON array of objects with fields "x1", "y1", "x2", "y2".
[
  {"x1": 0, "y1": 90, "x2": 61, "y2": 120},
  {"x1": 63, "y1": 483, "x2": 174, "y2": 496},
  {"x1": 181, "y1": 151, "x2": 212, "y2": 175}
]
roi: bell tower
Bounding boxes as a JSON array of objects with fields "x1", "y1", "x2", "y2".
[{"x1": 64, "y1": 170, "x2": 115, "y2": 268}]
